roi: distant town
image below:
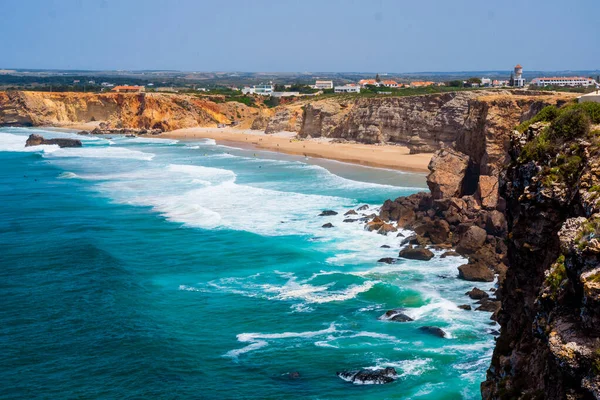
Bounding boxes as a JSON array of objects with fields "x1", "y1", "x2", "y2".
[{"x1": 1, "y1": 65, "x2": 598, "y2": 104}]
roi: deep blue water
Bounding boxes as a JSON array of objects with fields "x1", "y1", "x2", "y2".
[{"x1": 0, "y1": 128, "x2": 497, "y2": 399}]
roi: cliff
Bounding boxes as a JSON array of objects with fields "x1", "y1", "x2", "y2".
[
  {"x1": 481, "y1": 104, "x2": 600, "y2": 399},
  {"x1": 0, "y1": 91, "x2": 258, "y2": 131}
]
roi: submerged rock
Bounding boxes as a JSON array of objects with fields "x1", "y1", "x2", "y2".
[
  {"x1": 343, "y1": 218, "x2": 358, "y2": 223},
  {"x1": 418, "y1": 326, "x2": 446, "y2": 338},
  {"x1": 319, "y1": 210, "x2": 338, "y2": 216},
  {"x1": 377, "y1": 257, "x2": 395, "y2": 264},
  {"x1": 25, "y1": 134, "x2": 82, "y2": 148},
  {"x1": 356, "y1": 205, "x2": 369, "y2": 211},
  {"x1": 379, "y1": 308, "x2": 414, "y2": 322},
  {"x1": 441, "y1": 251, "x2": 460, "y2": 258},
  {"x1": 380, "y1": 244, "x2": 391, "y2": 248},
  {"x1": 458, "y1": 304, "x2": 472, "y2": 311},
  {"x1": 344, "y1": 209, "x2": 358, "y2": 216},
  {"x1": 398, "y1": 245, "x2": 434, "y2": 261},
  {"x1": 337, "y1": 367, "x2": 397, "y2": 385},
  {"x1": 321, "y1": 223, "x2": 334, "y2": 228}
]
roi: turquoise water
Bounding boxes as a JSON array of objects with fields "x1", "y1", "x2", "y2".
[{"x1": 0, "y1": 128, "x2": 497, "y2": 399}]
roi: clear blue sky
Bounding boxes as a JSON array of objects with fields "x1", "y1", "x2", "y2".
[{"x1": 1, "y1": 0, "x2": 598, "y2": 72}]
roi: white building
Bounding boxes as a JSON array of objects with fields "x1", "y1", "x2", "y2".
[
  {"x1": 531, "y1": 76, "x2": 598, "y2": 87},
  {"x1": 241, "y1": 84, "x2": 274, "y2": 95},
  {"x1": 314, "y1": 80, "x2": 333, "y2": 90},
  {"x1": 578, "y1": 90, "x2": 600, "y2": 104},
  {"x1": 381, "y1": 80, "x2": 399, "y2": 88},
  {"x1": 512, "y1": 64, "x2": 525, "y2": 87},
  {"x1": 481, "y1": 78, "x2": 492, "y2": 86},
  {"x1": 334, "y1": 84, "x2": 360, "y2": 93}
]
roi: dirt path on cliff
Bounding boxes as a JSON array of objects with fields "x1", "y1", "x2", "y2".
[{"x1": 159, "y1": 127, "x2": 433, "y2": 173}]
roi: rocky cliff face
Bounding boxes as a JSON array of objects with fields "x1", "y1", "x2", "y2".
[
  {"x1": 300, "y1": 91, "x2": 577, "y2": 157},
  {"x1": 0, "y1": 91, "x2": 256, "y2": 131},
  {"x1": 481, "y1": 110, "x2": 600, "y2": 399}
]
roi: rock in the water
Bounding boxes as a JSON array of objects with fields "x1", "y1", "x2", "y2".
[
  {"x1": 399, "y1": 245, "x2": 434, "y2": 261},
  {"x1": 441, "y1": 251, "x2": 460, "y2": 258},
  {"x1": 466, "y1": 287, "x2": 489, "y2": 299},
  {"x1": 426, "y1": 148, "x2": 469, "y2": 200},
  {"x1": 25, "y1": 134, "x2": 82, "y2": 148},
  {"x1": 319, "y1": 210, "x2": 338, "y2": 216},
  {"x1": 475, "y1": 298, "x2": 501, "y2": 313},
  {"x1": 356, "y1": 204, "x2": 369, "y2": 211},
  {"x1": 337, "y1": 367, "x2": 397, "y2": 385},
  {"x1": 456, "y1": 225, "x2": 487, "y2": 255},
  {"x1": 380, "y1": 244, "x2": 391, "y2": 248},
  {"x1": 344, "y1": 210, "x2": 358, "y2": 216},
  {"x1": 458, "y1": 304, "x2": 472, "y2": 310},
  {"x1": 343, "y1": 218, "x2": 358, "y2": 223},
  {"x1": 418, "y1": 326, "x2": 446, "y2": 338},
  {"x1": 458, "y1": 262, "x2": 495, "y2": 282},
  {"x1": 379, "y1": 308, "x2": 414, "y2": 322},
  {"x1": 377, "y1": 257, "x2": 395, "y2": 264},
  {"x1": 322, "y1": 223, "x2": 334, "y2": 228}
]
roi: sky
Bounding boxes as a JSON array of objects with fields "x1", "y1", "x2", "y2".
[{"x1": 1, "y1": 0, "x2": 599, "y2": 72}]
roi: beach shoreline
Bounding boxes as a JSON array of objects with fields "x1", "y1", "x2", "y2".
[{"x1": 157, "y1": 127, "x2": 433, "y2": 173}]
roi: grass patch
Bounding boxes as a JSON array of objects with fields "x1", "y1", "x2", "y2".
[
  {"x1": 516, "y1": 105, "x2": 559, "y2": 133},
  {"x1": 545, "y1": 255, "x2": 567, "y2": 299}
]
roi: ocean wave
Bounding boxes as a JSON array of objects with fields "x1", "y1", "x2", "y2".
[
  {"x1": 225, "y1": 323, "x2": 337, "y2": 358},
  {"x1": 44, "y1": 146, "x2": 155, "y2": 160}
]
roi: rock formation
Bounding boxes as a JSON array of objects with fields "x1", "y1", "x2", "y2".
[{"x1": 25, "y1": 134, "x2": 82, "y2": 148}]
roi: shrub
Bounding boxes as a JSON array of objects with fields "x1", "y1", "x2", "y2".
[
  {"x1": 545, "y1": 255, "x2": 567, "y2": 298},
  {"x1": 548, "y1": 108, "x2": 591, "y2": 140},
  {"x1": 520, "y1": 129, "x2": 552, "y2": 162},
  {"x1": 517, "y1": 105, "x2": 559, "y2": 132},
  {"x1": 561, "y1": 102, "x2": 600, "y2": 124}
]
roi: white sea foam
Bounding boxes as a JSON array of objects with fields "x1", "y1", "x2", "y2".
[
  {"x1": 0, "y1": 132, "x2": 60, "y2": 153},
  {"x1": 225, "y1": 323, "x2": 337, "y2": 358},
  {"x1": 45, "y1": 146, "x2": 155, "y2": 160}
]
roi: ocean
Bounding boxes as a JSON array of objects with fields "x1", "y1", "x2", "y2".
[{"x1": 0, "y1": 127, "x2": 497, "y2": 399}]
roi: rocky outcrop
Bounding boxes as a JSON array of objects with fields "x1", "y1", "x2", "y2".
[
  {"x1": 426, "y1": 148, "x2": 470, "y2": 200},
  {"x1": 25, "y1": 134, "x2": 82, "y2": 148},
  {"x1": 398, "y1": 245, "x2": 434, "y2": 261}
]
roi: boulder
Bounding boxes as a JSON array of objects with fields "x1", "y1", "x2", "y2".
[
  {"x1": 357, "y1": 205, "x2": 369, "y2": 211},
  {"x1": 343, "y1": 218, "x2": 358, "y2": 223},
  {"x1": 426, "y1": 148, "x2": 470, "y2": 200},
  {"x1": 25, "y1": 134, "x2": 82, "y2": 148},
  {"x1": 319, "y1": 210, "x2": 338, "y2": 216},
  {"x1": 456, "y1": 225, "x2": 487, "y2": 255},
  {"x1": 466, "y1": 287, "x2": 489, "y2": 299},
  {"x1": 458, "y1": 304, "x2": 472, "y2": 311},
  {"x1": 365, "y1": 217, "x2": 385, "y2": 231},
  {"x1": 414, "y1": 219, "x2": 451, "y2": 244},
  {"x1": 379, "y1": 309, "x2": 414, "y2": 322},
  {"x1": 477, "y1": 175, "x2": 499, "y2": 210},
  {"x1": 337, "y1": 367, "x2": 397, "y2": 385},
  {"x1": 475, "y1": 298, "x2": 501, "y2": 313},
  {"x1": 458, "y1": 262, "x2": 495, "y2": 282},
  {"x1": 399, "y1": 246, "x2": 434, "y2": 261},
  {"x1": 322, "y1": 223, "x2": 334, "y2": 228},
  {"x1": 380, "y1": 245, "x2": 391, "y2": 248},
  {"x1": 441, "y1": 251, "x2": 460, "y2": 258},
  {"x1": 377, "y1": 223, "x2": 397, "y2": 236},
  {"x1": 377, "y1": 257, "x2": 395, "y2": 264},
  {"x1": 418, "y1": 326, "x2": 446, "y2": 338},
  {"x1": 485, "y1": 210, "x2": 507, "y2": 236},
  {"x1": 344, "y1": 210, "x2": 358, "y2": 216}
]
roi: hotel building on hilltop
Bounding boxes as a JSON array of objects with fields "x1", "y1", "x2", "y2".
[
  {"x1": 314, "y1": 80, "x2": 334, "y2": 89},
  {"x1": 531, "y1": 76, "x2": 598, "y2": 88},
  {"x1": 334, "y1": 84, "x2": 361, "y2": 93},
  {"x1": 241, "y1": 84, "x2": 274, "y2": 95}
]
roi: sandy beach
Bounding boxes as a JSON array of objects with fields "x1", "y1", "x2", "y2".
[{"x1": 159, "y1": 127, "x2": 433, "y2": 172}]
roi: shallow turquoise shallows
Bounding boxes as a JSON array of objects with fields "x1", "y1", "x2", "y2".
[{"x1": 0, "y1": 128, "x2": 497, "y2": 399}]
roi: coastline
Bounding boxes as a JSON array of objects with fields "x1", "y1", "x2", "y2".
[{"x1": 158, "y1": 127, "x2": 433, "y2": 173}]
